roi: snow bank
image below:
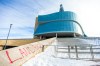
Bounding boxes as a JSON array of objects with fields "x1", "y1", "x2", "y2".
[{"x1": 22, "y1": 46, "x2": 99, "y2": 66}]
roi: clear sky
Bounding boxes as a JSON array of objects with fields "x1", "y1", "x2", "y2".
[{"x1": 0, "y1": 0, "x2": 100, "y2": 39}]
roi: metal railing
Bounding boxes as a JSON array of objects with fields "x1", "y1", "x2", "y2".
[{"x1": 42, "y1": 45, "x2": 100, "y2": 60}]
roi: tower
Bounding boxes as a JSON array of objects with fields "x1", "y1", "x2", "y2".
[{"x1": 59, "y1": 4, "x2": 64, "y2": 12}]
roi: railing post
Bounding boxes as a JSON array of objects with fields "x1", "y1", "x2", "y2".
[
  {"x1": 42, "y1": 45, "x2": 44, "y2": 52},
  {"x1": 90, "y1": 46, "x2": 94, "y2": 60},
  {"x1": 68, "y1": 45, "x2": 70, "y2": 58},
  {"x1": 75, "y1": 45, "x2": 78, "y2": 59},
  {"x1": 54, "y1": 45, "x2": 57, "y2": 57}
]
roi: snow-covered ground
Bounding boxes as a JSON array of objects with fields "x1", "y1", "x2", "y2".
[{"x1": 22, "y1": 46, "x2": 100, "y2": 66}]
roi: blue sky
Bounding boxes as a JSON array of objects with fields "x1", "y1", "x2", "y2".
[
  {"x1": 0, "y1": 0, "x2": 47, "y2": 39},
  {"x1": 0, "y1": 0, "x2": 100, "y2": 39}
]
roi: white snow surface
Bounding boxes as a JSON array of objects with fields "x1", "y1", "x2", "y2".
[{"x1": 23, "y1": 46, "x2": 100, "y2": 66}]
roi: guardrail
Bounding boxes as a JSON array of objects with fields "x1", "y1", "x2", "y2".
[{"x1": 42, "y1": 45, "x2": 100, "y2": 60}]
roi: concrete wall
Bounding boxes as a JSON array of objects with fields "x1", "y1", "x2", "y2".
[{"x1": 0, "y1": 38, "x2": 56, "y2": 66}]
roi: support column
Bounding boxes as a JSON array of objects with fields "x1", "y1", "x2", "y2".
[
  {"x1": 74, "y1": 33, "x2": 76, "y2": 37},
  {"x1": 40, "y1": 36, "x2": 41, "y2": 39},
  {"x1": 56, "y1": 33, "x2": 57, "y2": 38}
]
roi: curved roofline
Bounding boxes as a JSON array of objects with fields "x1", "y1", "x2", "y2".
[{"x1": 38, "y1": 11, "x2": 76, "y2": 17}]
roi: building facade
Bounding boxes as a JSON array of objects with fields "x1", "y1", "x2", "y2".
[{"x1": 34, "y1": 4, "x2": 83, "y2": 38}]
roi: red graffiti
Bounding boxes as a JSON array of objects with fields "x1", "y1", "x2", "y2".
[
  {"x1": 19, "y1": 48, "x2": 27, "y2": 57},
  {"x1": 26, "y1": 47, "x2": 33, "y2": 54},
  {"x1": 6, "y1": 51, "x2": 12, "y2": 63},
  {"x1": 19, "y1": 47, "x2": 33, "y2": 57},
  {"x1": 5, "y1": 44, "x2": 43, "y2": 64},
  {"x1": 6, "y1": 50, "x2": 22, "y2": 64}
]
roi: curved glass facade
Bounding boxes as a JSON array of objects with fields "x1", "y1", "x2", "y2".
[
  {"x1": 34, "y1": 11, "x2": 82, "y2": 36},
  {"x1": 38, "y1": 11, "x2": 76, "y2": 22}
]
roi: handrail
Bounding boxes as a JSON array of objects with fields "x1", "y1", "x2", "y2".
[{"x1": 42, "y1": 45, "x2": 100, "y2": 60}]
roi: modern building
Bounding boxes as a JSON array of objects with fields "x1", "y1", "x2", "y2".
[
  {"x1": 34, "y1": 4, "x2": 85, "y2": 38},
  {"x1": 33, "y1": 5, "x2": 100, "y2": 60}
]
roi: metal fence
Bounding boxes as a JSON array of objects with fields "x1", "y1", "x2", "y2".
[{"x1": 42, "y1": 45, "x2": 100, "y2": 60}]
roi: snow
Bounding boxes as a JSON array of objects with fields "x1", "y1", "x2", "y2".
[{"x1": 22, "y1": 45, "x2": 100, "y2": 66}]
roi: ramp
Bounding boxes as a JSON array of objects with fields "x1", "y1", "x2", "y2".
[
  {"x1": 0, "y1": 38, "x2": 56, "y2": 66},
  {"x1": 0, "y1": 37, "x2": 100, "y2": 66}
]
